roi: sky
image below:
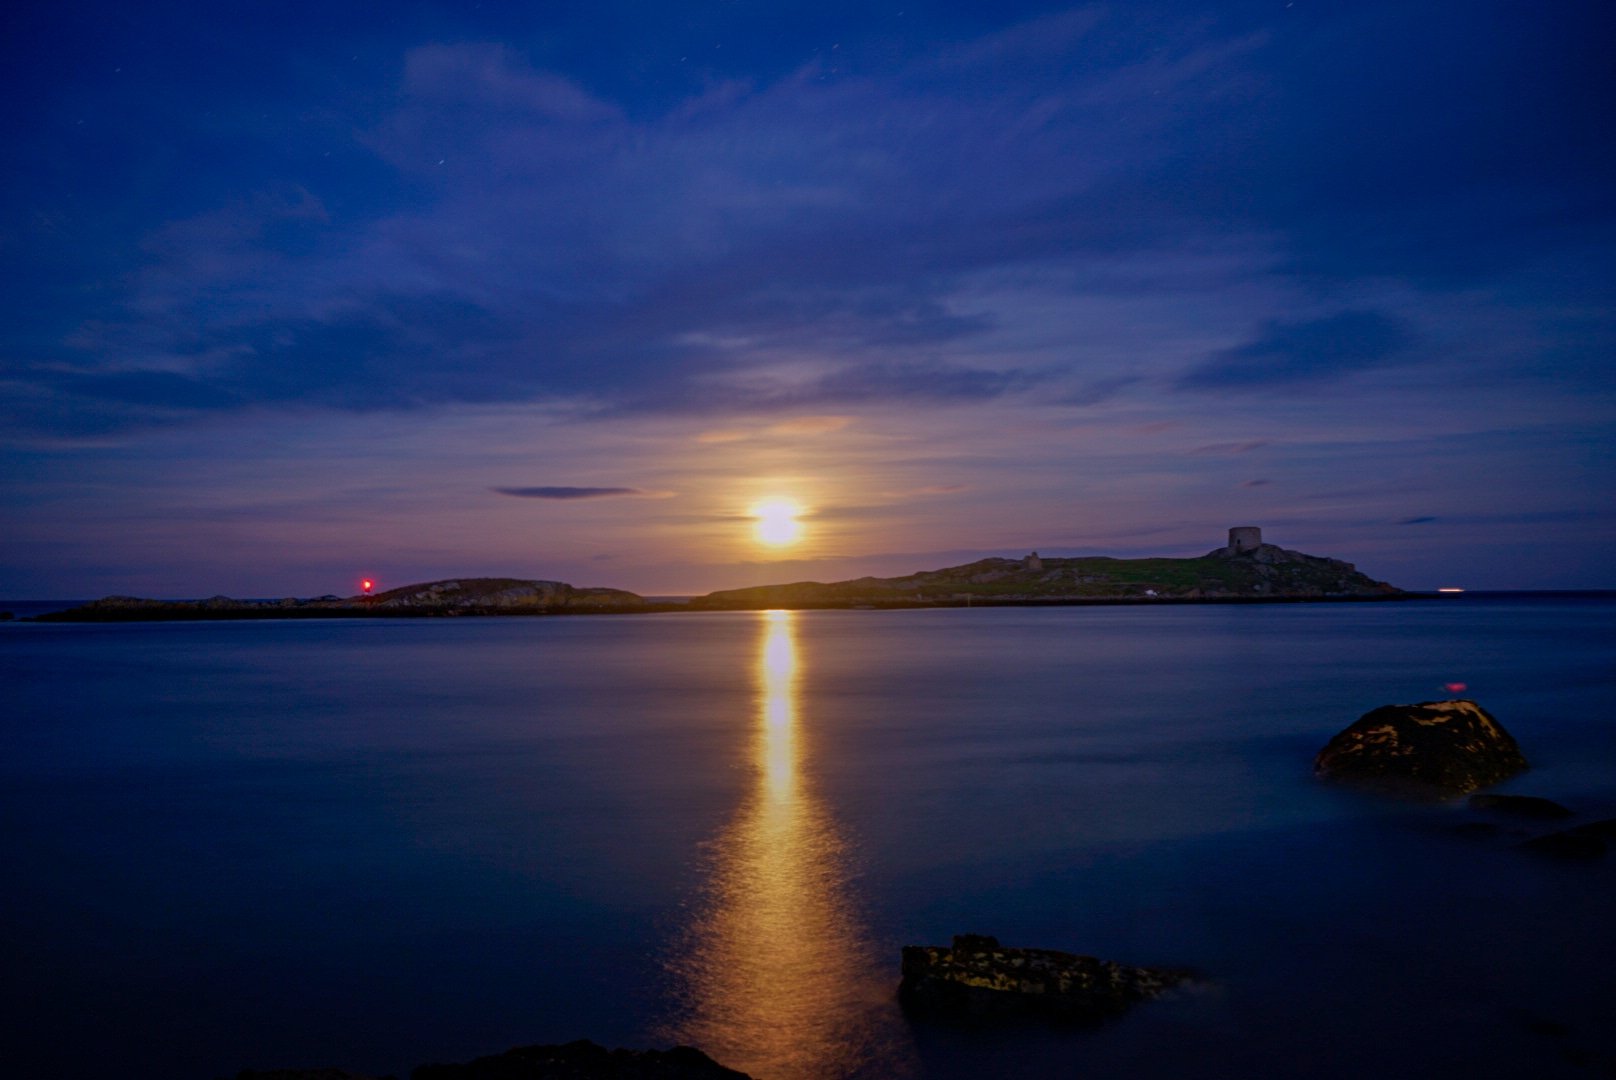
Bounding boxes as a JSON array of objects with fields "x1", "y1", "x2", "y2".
[{"x1": 3, "y1": 0, "x2": 1613, "y2": 597}]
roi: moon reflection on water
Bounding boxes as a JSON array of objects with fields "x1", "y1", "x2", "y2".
[{"x1": 661, "y1": 610, "x2": 907, "y2": 1079}]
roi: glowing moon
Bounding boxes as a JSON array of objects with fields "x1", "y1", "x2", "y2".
[{"x1": 752, "y1": 497, "x2": 804, "y2": 547}]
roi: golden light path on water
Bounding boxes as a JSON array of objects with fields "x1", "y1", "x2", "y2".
[{"x1": 662, "y1": 610, "x2": 905, "y2": 1079}]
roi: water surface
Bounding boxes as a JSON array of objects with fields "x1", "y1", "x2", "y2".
[{"x1": 2, "y1": 599, "x2": 1612, "y2": 1078}]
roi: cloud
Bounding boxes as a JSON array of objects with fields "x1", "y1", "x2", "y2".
[
  {"x1": 802, "y1": 361, "x2": 1026, "y2": 404},
  {"x1": 1177, "y1": 311, "x2": 1414, "y2": 391},
  {"x1": 694, "y1": 416, "x2": 855, "y2": 443},
  {"x1": 877, "y1": 483, "x2": 971, "y2": 499},
  {"x1": 9, "y1": 13, "x2": 1256, "y2": 432},
  {"x1": 764, "y1": 415, "x2": 854, "y2": 437},
  {"x1": 399, "y1": 44, "x2": 622, "y2": 123},
  {"x1": 1396, "y1": 510, "x2": 1603, "y2": 527},
  {"x1": 1059, "y1": 376, "x2": 1140, "y2": 407},
  {"x1": 694, "y1": 429, "x2": 749, "y2": 444},
  {"x1": 43, "y1": 370, "x2": 245, "y2": 411},
  {"x1": 1240, "y1": 479, "x2": 1272, "y2": 488},
  {"x1": 1196, "y1": 440, "x2": 1272, "y2": 455},
  {"x1": 5, "y1": 2, "x2": 1611, "y2": 446},
  {"x1": 491, "y1": 486, "x2": 667, "y2": 500}
]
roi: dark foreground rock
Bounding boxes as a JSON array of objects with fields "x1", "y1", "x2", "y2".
[
  {"x1": 899, "y1": 934, "x2": 1192, "y2": 1024},
  {"x1": 411, "y1": 1040, "x2": 753, "y2": 1079},
  {"x1": 1313, "y1": 699, "x2": 1528, "y2": 796}
]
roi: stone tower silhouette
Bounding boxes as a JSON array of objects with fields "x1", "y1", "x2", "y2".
[{"x1": 1228, "y1": 526, "x2": 1263, "y2": 553}]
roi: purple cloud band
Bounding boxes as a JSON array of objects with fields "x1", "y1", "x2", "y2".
[{"x1": 493, "y1": 486, "x2": 650, "y2": 500}]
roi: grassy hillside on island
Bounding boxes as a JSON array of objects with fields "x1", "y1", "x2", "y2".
[{"x1": 690, "y1": 539, "x2": 1401, "y2": 609}]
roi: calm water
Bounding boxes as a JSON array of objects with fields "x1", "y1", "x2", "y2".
[{"x1": 2, "y1": 600, "x2": 1613, "y2": 1079}]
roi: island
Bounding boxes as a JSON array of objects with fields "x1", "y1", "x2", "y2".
[
  {"x1": 692, "y1": 526, "x2": 1401, "y2": 609},
  {"x1": 35, "y1": 578, "x2": 649, "y2": 621},
  {"x1": 33, "y1": 527, "x2": 1409, "y2": 622}
]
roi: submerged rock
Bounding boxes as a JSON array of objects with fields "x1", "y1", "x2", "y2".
[
  {"x1": 1313, "y1": 699, "x2": 1528, "y2": 796},
  {"x1": 899, "y1": 933, "x2": 1192, "y2": 1024},
  {"x1": 411, "y1": 1040, "x2": 753, "y2": 1079},
  {"x1": 1468, "y1": 793, "x2": 1573, "y2": 820},
  {"x1": 233, "y1": 1071, "x2": 388, "y2": 1080},
  {"x1": 1520, "y1": 819, "x2": 1616, "y2": 861}
]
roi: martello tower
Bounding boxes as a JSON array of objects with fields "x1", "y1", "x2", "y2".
[{"x1": 1227, "y1": 526, "x2": 1263, "y2": 554}]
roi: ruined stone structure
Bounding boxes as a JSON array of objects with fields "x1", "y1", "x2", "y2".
[
  {"x1": 1022, "y1": 552, "x2": 1043, "y2": 571},
  {"x1": 1227, "y1": 526, "x2": 1263, "y2": 554}
]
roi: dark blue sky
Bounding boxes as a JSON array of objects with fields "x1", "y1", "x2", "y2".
[{"x1": 4, "y1": 0, "x2": 1613, "y2": 595}]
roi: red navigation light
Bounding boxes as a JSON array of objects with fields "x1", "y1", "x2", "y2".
[
  {"x1": 361, "y1": 578, "x2": 375, "y2": 595},
  {"x1": 1444, "y1": 682, "x2": 1467, "y2": 695}
]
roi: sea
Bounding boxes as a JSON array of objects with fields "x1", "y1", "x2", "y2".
[{"x1": 2, "y1": 596, "x2": 1613, "y2": 1080}]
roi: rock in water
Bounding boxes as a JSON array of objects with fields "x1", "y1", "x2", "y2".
[
  {"x1": 899, "y1": 934, "x2": 1191, "y2": 1024},
  {"x1": 411, "y1": 1040, "x2": 753, "y2": 1079},
  {"x1": 1519, "y1": 819, "x2": 1616, "y2": 861},
  {"x1": 1313, "y1": 699, "x2": 1527, "y2": 796},
  {"x1": 1467, "y1": 793, "x2": 1573, "y2": 820},
  {"x1": 233, "y1": 1071, "x2": 386, "y2": 1080}
]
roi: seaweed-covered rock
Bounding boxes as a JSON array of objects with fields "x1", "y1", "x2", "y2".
[
  {"x1": 1313, "y1": 700, "x2": 1527, "y2": 796},
  {"x1": 411, "y1": 1040, "x2": 752, "y2": 1079},
  {"x1": 899, "y1": 934, "x2": 1191, "y2": 1024}
]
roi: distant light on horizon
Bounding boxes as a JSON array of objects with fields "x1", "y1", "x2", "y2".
[{"x1": 1438, "y1": 587, "x2": 1465, "y2": 594}]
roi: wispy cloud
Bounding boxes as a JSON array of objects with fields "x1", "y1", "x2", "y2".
[
  {"x1": 1177, "y1": 311, "x2": 1414, "y2": 391},
  {"x1": 693, "y1": 415, "x2": 853, "y2": 443},
  {"x1": 1059, "y1": 376, "x2": 1140, "y2": 407},
  {"x1": 491, "y1": 486, "x2": 669, "y2": 500},
  {"x1": 1195, "y1": 440, "x2": 1272, "y2": 455},
  {"x1": 764, "y1": 415, "x2": 854, "y2": 436}
]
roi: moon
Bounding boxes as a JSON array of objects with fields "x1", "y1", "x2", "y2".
[{"x1": 752, "y1": 497, "x2": 804, "y2": 547}]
